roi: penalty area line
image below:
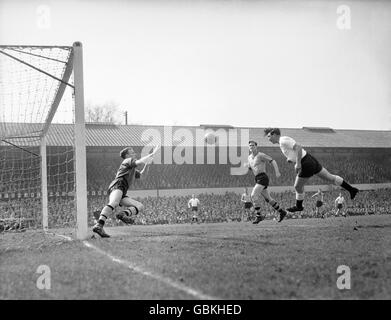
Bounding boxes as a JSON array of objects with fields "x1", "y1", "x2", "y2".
[{"x1": 83, "y1": 240, "x2": 219, "y2": 300}]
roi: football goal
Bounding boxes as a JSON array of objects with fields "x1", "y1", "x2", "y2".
[{"x1": 0, "y1": 42, "x2": 88, "y2": 239}]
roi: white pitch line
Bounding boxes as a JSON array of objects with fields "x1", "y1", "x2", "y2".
[
  {"x1": 282, "y1": 224, "x2": 315, "y2": 227},
  {"x1": 44, "y1": 231, "x2": 73, "y2": 241},
  {"x1": 83, "y1": 241, "x2": 219, "y2": 300}
]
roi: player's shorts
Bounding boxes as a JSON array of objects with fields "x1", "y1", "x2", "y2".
[
  {"x1": 316, "y1": 200, "x2": 323, "y2": 208},
  {"x1": 255, "y1": 172, "x2": 269, "y2": 188},
  {"x1": 191, "y1": 206, "x2": 198, "y2": 211},
  {"x1": 244, "y1": 202, "x2": 253, "y2": 209},
  {"x1": 337, "y1": 203, "x2": 343, "y2": 209},
  {"x1": 298, "y1": 153, "x2": 323, "y2": 178},
  {"x1": 107, "y1": 179, "x2": 129, "y2": 199}
]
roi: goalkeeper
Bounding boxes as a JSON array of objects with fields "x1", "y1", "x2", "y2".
[{"x1": 92, "y1": 145, "x2": 160, "y2": 238}]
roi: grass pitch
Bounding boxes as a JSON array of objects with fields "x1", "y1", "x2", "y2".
[{"x1": 1, "y1": 214, "x2": 390, "y2": 300}]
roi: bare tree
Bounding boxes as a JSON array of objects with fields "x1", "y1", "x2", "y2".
[{"x1": 85, "y1": 101, "x2": 121, "y2": 124}]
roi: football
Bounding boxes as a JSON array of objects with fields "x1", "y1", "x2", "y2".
[{"x1": 204, "y1": 132, "x2": 217, "y2": 145}]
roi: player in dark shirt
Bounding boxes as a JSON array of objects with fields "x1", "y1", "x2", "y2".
[{"x1": 93, "y1": 145, "x2": 160, "y2": 238}]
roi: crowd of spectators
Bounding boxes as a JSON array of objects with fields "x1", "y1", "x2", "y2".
[
  {"x1": 85, "y1": 154, "x2": 391, "y2": 191},
  {"x1": 130, "y1": 188, "x2": 391, "y2": 224},
  {"x1": 0, "y1": 198, "x2": 76, "y2": 229},
  {"x1": 1, "y1": 153, "x2": 390, "y2": 195},
  {"x1": 2, "y1": 188, "x2": 390, "y2": 230},
  {"x1": 1, "y1": 151, "x2": 391, "y2": 230}
]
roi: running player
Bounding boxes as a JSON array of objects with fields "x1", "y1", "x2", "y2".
[
  {"x1": 92, "y1": 145, "x2": 160, "y2": 238},
  {"x1": 245, "y1": 140, "x2": 287, "y2": 224},
  {"x1": 241, "y1": 187, "x2": 253, "y2": 222},
  {"x1": 188, "y1": 194, "x2": 200, "y2": 223},
  {"x1": 335, "y1": 193, "x2": 346, "y2": 217},
  {"x1": 264, "y1": 128, "x2": 359, "y2": 213},
  {"x1": 311, "y1": 189, "x2": 325, "y2": 218}
]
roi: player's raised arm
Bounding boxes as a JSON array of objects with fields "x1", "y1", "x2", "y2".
[
  {"x1": 270, "y1": 159, "x2": 281, "y2": 178},
  {"x1": 138, "y1": 164, "x2": 147, "y2": 175},
  {"x1": 135, "y1": 144, "x2": 160, "y2": 166},
  {"x1": 138, "y1": 157, "x2": 152, "y2": 176},
  {"x1": 259, "y1": 153, "x2": 280, "y2": 178}
]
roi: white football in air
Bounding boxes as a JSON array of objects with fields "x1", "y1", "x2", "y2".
[{"x1": 204, "y1": 132, "x2": 217, "y2": 145}]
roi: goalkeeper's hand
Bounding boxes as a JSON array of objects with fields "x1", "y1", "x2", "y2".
[
  {"x1": 151, "y1": 144, "x2": 161, "y2": 156},
  {"x1": 140, "y1": 158, "x2": 152, "y2": 174}
]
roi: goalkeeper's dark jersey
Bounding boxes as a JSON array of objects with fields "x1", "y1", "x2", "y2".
[{"x1": 108, "y1": 157, "x2": 139, "y2": 191}]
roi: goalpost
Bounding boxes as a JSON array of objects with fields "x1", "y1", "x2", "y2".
[{"x1": 0, "y1": 42, "x2": 88, "y2": 240}]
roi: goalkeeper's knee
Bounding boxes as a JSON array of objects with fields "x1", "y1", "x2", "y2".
[
  {"x1": 127, "y1": 204, "x2": 144, "y2": 215},
  {"x1": 123, "y1": 206, "x2": 138, "y2": 216},
  {"x1": 137, "y1": 204, "x2": 144, "y2": 213}
]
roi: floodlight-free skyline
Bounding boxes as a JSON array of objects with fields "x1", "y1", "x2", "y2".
[{"x1": 0, "y1": 0, "x2": 390, "y2": 130}]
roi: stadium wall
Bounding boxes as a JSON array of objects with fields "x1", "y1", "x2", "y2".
[
  {"x1": 126, "y1": 183, "x2": 391, "y2": 199},
  {"x1": 2, "y1": 183, "x2": 388, "y2": 201}
]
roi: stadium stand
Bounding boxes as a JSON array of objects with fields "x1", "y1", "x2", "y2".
[
  {"x1": 2, "y1": 188, "x2": 389, "y2": 228},
  {"x1": 1, "y1": 124, "x2": 391, "y2": 228},
  {"x1": 84, "y1": 154, "x2": 391, "y2": 190},
  {"x1": 1, "y1": 154, "x2": 390, "y2": 195}
]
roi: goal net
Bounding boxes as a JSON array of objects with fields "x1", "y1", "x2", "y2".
[{"x1": 0, "y1": 43, "x2": 88, "y2": 239}]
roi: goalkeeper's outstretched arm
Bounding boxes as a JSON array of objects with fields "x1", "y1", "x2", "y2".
[
  {"x1": 138, "y1": 158, "x2": 152, "y2": 178},
  {"x1": 135, "y1": 144, "x2": 160, "y2": 166}
]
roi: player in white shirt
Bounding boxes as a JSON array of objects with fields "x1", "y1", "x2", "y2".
[
  {"x1": 241, "y1": 187, "x2": 253, "y2": 222},
  {"x1": 245, "y1": 140, "x2": 287, "y2": 224},
  {"x1": 188, "y1": 194, "x2": 200, "y2": 223},
  {"x1": 311, "y1": 189, "x2": 325, "y2": 218},
  {"x1": 264, "y1": 128, "x2": 359, "y2": 213},
  {"x1": 335, "y1": 193, "x2": 346, "y2": 217}
]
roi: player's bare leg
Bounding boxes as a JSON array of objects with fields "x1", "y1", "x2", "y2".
[
  {"x1": 287, "y1": 176, "x2": 308, "y2": 212},
  {"x1": 261, "y1": 188, "x2": 287, "y2": 222},
  {"x1": 316, "y1": 168, "x2": 359, "y2": 199},
  {"x1": 117, "y1": 197, "x2": 144, "y2": 224},
  {"x1": 251, "y1": 184, "x2": 265, "y2": 224},
  {"x1": 93, "y1": 189, "x2": 123, "y2": 238},
  {"x1": 246, "y1": 207, "x2": 253, "y2": 222}
]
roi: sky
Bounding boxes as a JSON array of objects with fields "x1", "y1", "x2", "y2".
[{"x1": 0, "y1": 0, "x2": 391, "y2": 130}]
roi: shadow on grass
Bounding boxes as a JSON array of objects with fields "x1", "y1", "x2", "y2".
[{"x1": 355, "y1": 223, "x2": 391, "y2": 229}]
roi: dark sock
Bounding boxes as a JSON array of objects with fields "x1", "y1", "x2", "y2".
[
  {"x1": 341, "y1": 180, "x2": 355, "y2": 192},
  {"x1": 271, "y1": 202, "x2": 283, "y2": 212},
  {"x1": 296, "y1": 200, "x2": 303, "y2": 209},
  {"x1": 98, "y1": 214, "x2": 107, "y2": 226}
]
